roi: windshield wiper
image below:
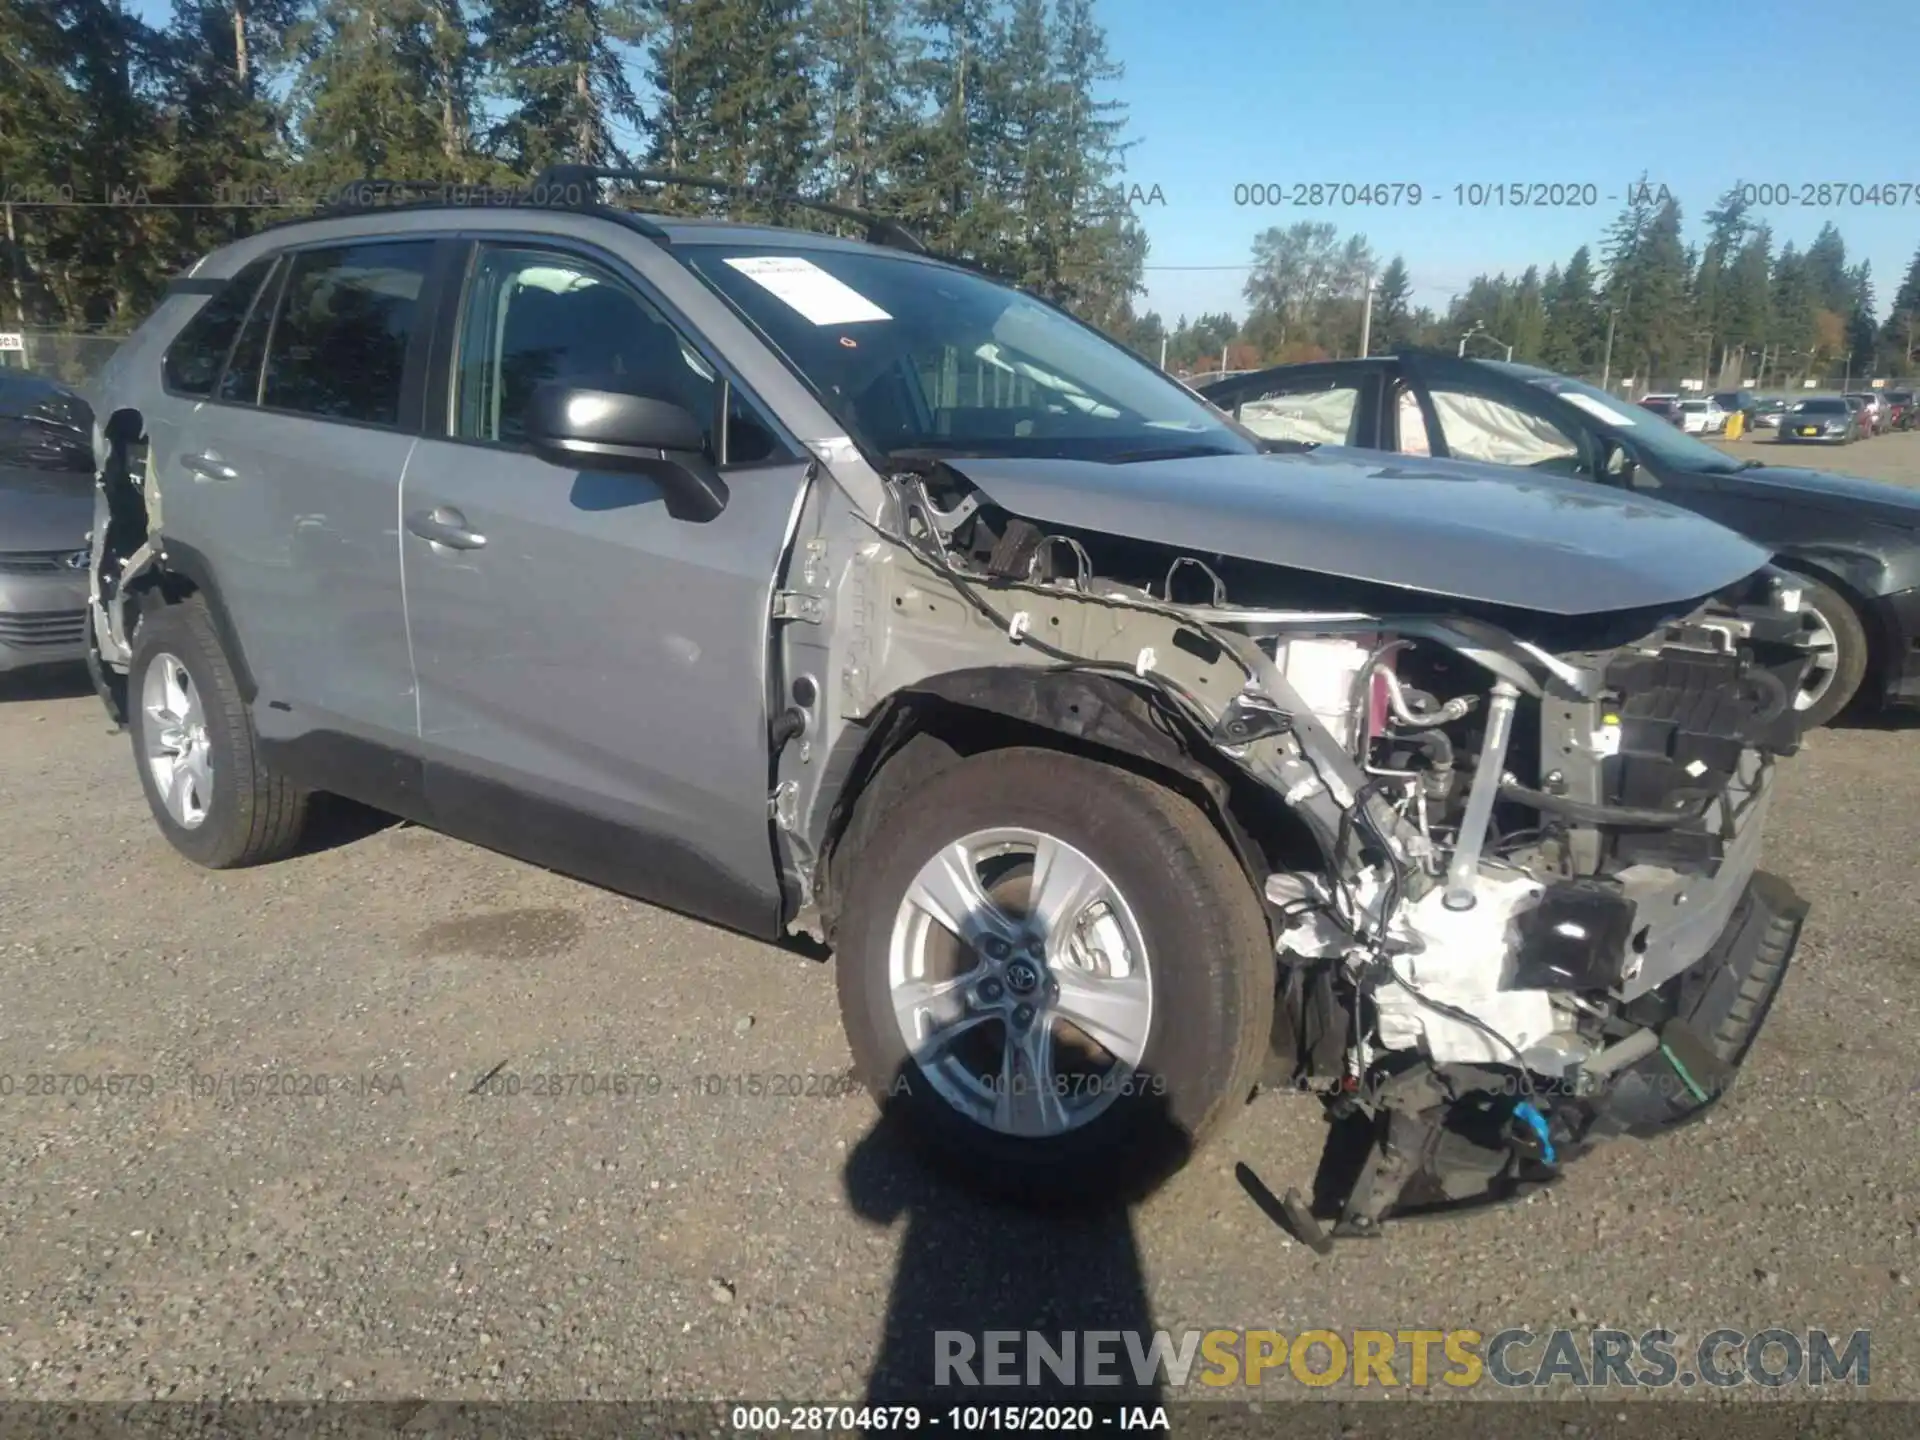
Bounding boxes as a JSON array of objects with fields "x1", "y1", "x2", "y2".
[
  {"x1": 883, "y1": 445, "x2": 1005, "y2": 472},
  {"x1": 1738, "y1": 459, "x2": 1766, "y2": 470},
  {"x1": 1106, "y1": 442, "x2": 1246, "y2": 464}
]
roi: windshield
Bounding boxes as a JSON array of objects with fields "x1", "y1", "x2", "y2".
[
  {"x1": 679, "y1": 245, "x2": 1254, "y2": 462},
  {"x1": 1514, "y1": 369, "x2": 1746, "y2": 472},
  {"x1": 1794, "y1": 399, "x2": 1847, "y2": 413}
]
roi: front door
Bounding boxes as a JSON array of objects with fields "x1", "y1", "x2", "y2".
[
  {"x1": 399, "y1": 239, "x2": 811, "y2": 936},
  {"x1": 1395, "y1": 353, "x2": 1597, "y2": 479}
]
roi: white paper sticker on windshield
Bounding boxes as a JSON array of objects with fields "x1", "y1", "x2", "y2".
[
  {"x1": 1558, "y1": 391, "x2": 1638, "y2": 426},
  {"x1": 724, "y1": 256, "x2": 891, "y2": 325}
]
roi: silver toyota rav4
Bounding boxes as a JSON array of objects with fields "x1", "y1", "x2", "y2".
[{"x1": 85, "y1": 172, "x2": 1814, "y2": 1234}]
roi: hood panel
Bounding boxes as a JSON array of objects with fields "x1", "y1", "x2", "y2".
[
  {"x1": 0, "y1": 467, "x2": 95, "y2": 554},
  {"x1": 1724, "y1": 465, "x2": 1920, "y2": 525},
  {"x1": 941, "y1": 448, "x2": 1768, "y2": 617}
]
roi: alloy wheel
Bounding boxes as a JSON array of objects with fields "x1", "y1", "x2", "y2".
[
  {"x1": 1793, "y1": 604, "x2": 1841, "y2": 713},
  {"x1": 141, "y1": 652, "x2": 213, "y2": 828},
  {"x1": 887, "y1": 827, "x2": 1153, "y2": 1138}
]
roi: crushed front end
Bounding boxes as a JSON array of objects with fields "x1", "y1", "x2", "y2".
[
  {"x1": 1259, "y1": 569, "x2": 1813, "y2": 1242},
  {"x1": 802, "y1": 462, "x2": 1813, "y2": 1235}
]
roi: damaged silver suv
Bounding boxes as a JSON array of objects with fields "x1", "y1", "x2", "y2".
[{"x1": 86, "y1": 173, "x2": 1814, "y2": 1233}]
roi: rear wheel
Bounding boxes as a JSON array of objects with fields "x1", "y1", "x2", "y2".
[
  {"x1": 835, "y1": 747, "x2": 1273, "y2": 1205},
  {"x1": 1785, "y1": 573, "x2": 1869, "y2": 727},
  {"x1": 128, "y1": 597, "x2": 309, "y2": 867}
]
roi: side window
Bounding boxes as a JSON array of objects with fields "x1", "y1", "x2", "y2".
[
  {"x1": 452, "y1": 245, "x2": 783, "y2": 463},
  {"x1": 215, "y1": 258, "x2": 284, "y2": 405},
  {"x1": 261, "y1": 240, "x2": 434, "y2": 425},
  {"x1": 161, "y1": 257, "x2": 276, "y2": 397},
  {"x1": 1235, "y1": 376, "x2": 1362, "y2": 445},
  {"x1": 1427, "y1": 388, "x2": 1583, "y2": 472}
]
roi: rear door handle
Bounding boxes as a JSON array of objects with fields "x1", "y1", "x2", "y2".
[
  {"x1": 181, "y1": 451, "x2": 237, "y2": 482},
  {"x1": 406, "y1": 506, "x2": 487, "y2": 551}
]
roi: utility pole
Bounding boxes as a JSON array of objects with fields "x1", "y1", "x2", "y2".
[
  {"x1": 1358, "y1": 270, "x2": 1375, "y2": 358},
  {"x1": 1601, "y1": 307, "x2": 1618, "y2": 390},
  {"x1": 1158, "y1": 334, "x2": 1167, "y2": 370},
  {"x1": 1220, "y1": 340, "x2": 1229, "y2": 376}
]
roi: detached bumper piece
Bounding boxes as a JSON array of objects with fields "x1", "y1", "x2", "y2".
[{"x1": 1263, "y1": 872, "x2": 1807, "y2": 1251}]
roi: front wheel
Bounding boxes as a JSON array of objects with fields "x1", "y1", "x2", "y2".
[
  {"x1": 835, "y1": 747, "x2": 1274, "y2": 1206},
  {"x1": 1787, "y1": 574, "x2": 1869, "y2": 727}
]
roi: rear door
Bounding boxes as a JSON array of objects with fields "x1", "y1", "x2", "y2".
[
  {"x1": 398, "y1": 233, "x2": 812, "y2": 936},
  {"x1": 166, "y1": 237, "x2": 452, "y2": 758}
]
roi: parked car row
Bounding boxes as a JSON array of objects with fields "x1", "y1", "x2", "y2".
[
  {"x1": 0, "y1": 174, "x2": 1900, "y2": 1242},
  {"x1": 1634, "y1": 387, "x2": 1915, "y2": 442}
]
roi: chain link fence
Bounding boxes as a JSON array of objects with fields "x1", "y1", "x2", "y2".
[{"x1": 0, "y1": 330, "x2": 129, "y2": 391}]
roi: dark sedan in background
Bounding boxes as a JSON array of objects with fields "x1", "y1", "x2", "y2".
[
  {"x1": 1202, "y1": 352, "x2": 1920, "y2": 726},
  {"x1": 0, "y1": 369, "x2": 96, "y2": 675}
]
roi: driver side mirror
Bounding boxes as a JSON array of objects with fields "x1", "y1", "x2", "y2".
[{"x1": 524, "y1": 379, "x2": 729, "y2": 523}]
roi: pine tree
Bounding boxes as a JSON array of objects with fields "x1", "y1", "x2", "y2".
[
  {"x1": 1541, "y1": 245, "x2": 1602, "y2": 374},
  {"x1": 1718, "y1": 224, "x2": 1772, "y2": 377},
  {"x1": 809, "y1": 0, "x2": 916, "y2": 211},
  {"x1": 1040, "y1": 0, "x2": 1139, "y2": 323},
  {"x1": 1, "y1": 0, "x2": 90, "y2": 324},
  {"x1": 890, "y1": 0, "x2": 1000, "y2": 253},
  {"x1": 1370, "y1": 255, "x2": 1413, "y2": 354},
  {"x1": 1691, "y1": 183, "x2": 1750, "y2": 379},
  {"x1": 1844, "y1": 261, "x2": 1877, "y2": 377},
  {"x1": 1769, "y1": 243, "x2": 1817, "y2": 377},
  {"x1": 1, "y1": 0, "x2": 181, "y2": 330},
  {"x1": 478, "y1": 0, "x2": 647, "y2": 172},
  {"x1": 644, "y1": 0, "x2": 813, "y2": 202},
  {"x1": 1879, "y1": 243, "x2": 1920, "y2": 374},
  {"x1": 1602, "y1": 182, "x2": 1689, "y2": 383},
  {"x1": 293, "y1": 0, "x2": 485, "y2": 187},
  {"x1": 1803, "y1": 222, "x2": 1850, "y2": 314}
]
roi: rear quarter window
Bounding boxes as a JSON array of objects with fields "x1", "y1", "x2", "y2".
[{"x1": 161, "y1": 257, "x2": 277, "y2": 398}]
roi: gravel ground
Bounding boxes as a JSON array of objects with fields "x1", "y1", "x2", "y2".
[{"x1": 2, "y1": 431, "x2": 1918, "y2": 1411}]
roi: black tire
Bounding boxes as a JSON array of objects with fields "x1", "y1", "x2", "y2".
[
  {"x1": 835, "y1": 747, "x2": 1274, "y2": 1207},
  {"x1": 128, "y1": 595, "x2": 309, "y2": 867},
  {"x1": 1785, "y1": 572, "x2": 1869, "y2": 727}
]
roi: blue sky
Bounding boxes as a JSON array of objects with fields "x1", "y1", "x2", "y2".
[
  {"x1": 125, "y1": 0, "x2": 1913, "y2": 321},
  {"x1": 1108, "y1": 0, "x2": 1915, "y2": 322}
]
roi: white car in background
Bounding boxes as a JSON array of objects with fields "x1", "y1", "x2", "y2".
[{"x1": 1675, "y1": 398, "x2": 1727, "y2": 435}]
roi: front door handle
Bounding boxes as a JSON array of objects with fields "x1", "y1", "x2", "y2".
[
  {"x1": 181, "y1": 451, "x2": 237, "y2": 482},
  {"x1": 406, "y1": 506, "x2": 487, "y2": 551}
]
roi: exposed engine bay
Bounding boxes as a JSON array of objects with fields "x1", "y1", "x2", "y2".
[{"x1": 819, "y1": 457, "x2": 1814, "y2": 1241}]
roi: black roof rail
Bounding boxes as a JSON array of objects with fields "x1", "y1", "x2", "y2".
[
  {"x1": 532, "y1": 165, "x2": 929, "y2": 254},
  {"x1": 242, "y1": 175, "x2": 672, "y2": 240}
]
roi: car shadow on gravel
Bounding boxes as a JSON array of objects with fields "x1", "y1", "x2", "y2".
[
  {"x1": 844, "y1": 1062, "x2": 1184, "y2": 1407},
  {"x1": 291, "y1": 793, "x2": 402, "y2": 856},
  {"x1": 0, "y1": 662, "x2": 95, "y2": 704},
  {"x1": 1837, "y1": 708, "x2": 1920, "y2": 733}
]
